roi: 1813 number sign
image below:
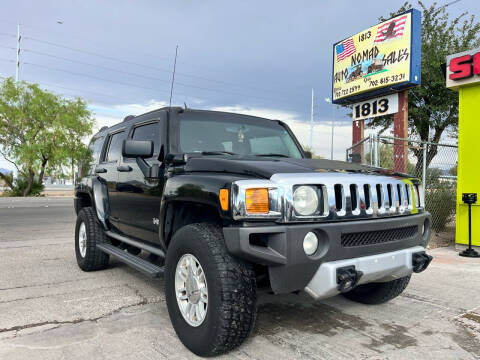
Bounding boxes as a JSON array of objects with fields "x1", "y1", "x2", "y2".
[{"x1": 352, "y1": 93, "x2": 399, "y2": 121}]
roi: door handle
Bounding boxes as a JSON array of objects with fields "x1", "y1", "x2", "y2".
[
  {"x1": 95, "y1": 167, "x2": 107, "y2": 174},
  {"x1": 117, "y1": 165, "x2": 132, "y2": 172}
]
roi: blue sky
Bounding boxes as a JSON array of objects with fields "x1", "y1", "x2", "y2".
[{"x1": 0, "y1": 0, "x2": 477, "y2": 172}]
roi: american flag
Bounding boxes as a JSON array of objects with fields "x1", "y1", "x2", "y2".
[
  {"x1": 374, "y1": 15, "x2": 407, "y2": 43},
  {"x1": 336, "y1": 38, "x2": 356, "y2": 62}
]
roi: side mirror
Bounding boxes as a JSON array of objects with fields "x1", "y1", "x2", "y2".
[
  {"x1": 304, "y1": 151, "x2": 312, "y2": 159},
  {"x1": 122, "y1": 140, "x2": 153, "y2": 158}
]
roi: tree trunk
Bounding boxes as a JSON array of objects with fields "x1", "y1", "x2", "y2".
[
  {"x1": 413, "y1": 143, "x2": 439, "y2": 179},
  {"x1": 23, "y1": 168, "x2": 35, "y2": 197},
  {"x1": 71, "y1": 157, "x2": 75, "y2": 185},
  {"x1": 38, "y1": 157, "x2": 48, "y2": 185}
]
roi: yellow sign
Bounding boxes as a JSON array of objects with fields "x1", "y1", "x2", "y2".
[{"x1": 332, "y1": 10, "x2": 421, "y2": 104}]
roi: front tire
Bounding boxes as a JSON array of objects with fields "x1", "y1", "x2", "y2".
[
  {"x1": 165, "y1": 223, "x2": 257, "y2": 357},
  {"x1": 342, "y1": 275, "x2": 411, "y2": 304},
  {"x1": 75, "y1": 207, "x2": 110, "y2": 271}
]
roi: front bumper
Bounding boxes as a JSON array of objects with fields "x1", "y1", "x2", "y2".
[
  {"x1": 223, "y1": 212, "x2": 431, "y2": 294},
  {"x1": 305, "y1": 246, "x2": 425, "y2": 299}
]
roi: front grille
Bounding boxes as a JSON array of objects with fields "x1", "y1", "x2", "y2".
[{"x1": 341, "y1": 225, "x2": 418, "y2": 247}]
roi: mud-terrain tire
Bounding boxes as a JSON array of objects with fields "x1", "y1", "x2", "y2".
[
  {"x1": 342, "y1": 275, "x2": 411, "y2": 304},
  {"x1": 165, "y1": 223, "x2": 257, "y2": 357},
  {"x1": 75, "y1": 207, "x2": 110, "y2": 271}
]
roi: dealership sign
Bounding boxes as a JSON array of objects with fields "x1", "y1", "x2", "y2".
[
  {"x1": 446, "y1": 48, "x2": 480, "y2": 90},
  {"x1": 332, "y1": 9, "x2": 421, "y2": 104}
]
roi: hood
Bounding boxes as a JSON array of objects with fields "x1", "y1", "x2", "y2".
[{"x1": 183, "y1": 156, "x2": 409, "y2": 179}]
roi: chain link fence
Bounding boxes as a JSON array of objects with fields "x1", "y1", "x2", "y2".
[{"x1": 346, "y1": 135, "x2": 458, "y2": 237}]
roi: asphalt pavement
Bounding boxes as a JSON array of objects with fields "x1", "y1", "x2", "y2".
[{"x1": 0, "y1": 197, "x2": 479, "y2": 360}]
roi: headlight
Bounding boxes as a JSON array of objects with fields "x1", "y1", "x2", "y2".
[{"x1": 293, "y1": 186, "x2": 319, "y2": 216}]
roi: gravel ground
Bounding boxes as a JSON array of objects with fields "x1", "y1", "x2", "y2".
[{"x1": 0, "y1": 197, "x2": 479, "y2": 360}]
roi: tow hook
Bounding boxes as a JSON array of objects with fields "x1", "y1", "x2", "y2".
[
  {"x1": 336, "y1": 266, "x2": 363, "y2": 292},
  {"x1": 412, "y1": 252, "x2": 433, "y2": 273}
]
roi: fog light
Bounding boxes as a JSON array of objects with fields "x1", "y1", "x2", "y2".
[{"x1": 303, "y1": 232, "x2": 318, "y2": 256}]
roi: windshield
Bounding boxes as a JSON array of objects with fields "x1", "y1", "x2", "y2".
[{"x1": 178, "y1": 114, "x2": 303, "y2": 158}]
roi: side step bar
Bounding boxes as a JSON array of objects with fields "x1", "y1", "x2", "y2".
[
  {"x1": 96, "y1": 243, "x2": 164, "y2": 277},
  {"x1": 105, "y1": 230, "x2": 165, "y2": 258}
]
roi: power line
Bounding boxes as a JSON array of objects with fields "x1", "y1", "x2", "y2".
[
  {"x1": 23, "y1": 36, "x2": 173, "y2": 74},
  {"x1": 21, "y1": 61, "x2": 218, "y2": 102},
  {"x1": 22, "y1": 61, "x2": 173, "y2": 94},
  {"x1": 10, "y1": 20, "x2": 294, "y2": 96},
  {"x1": 22, "y1": 48, "x2": 171, "y2": 84},
  {"x1": 22, "y1": 35, "x2": 298, "y2": 101},
  {"x1": 20, "y1": 57, "x2": 295, "y2": 104},
  {"x1": 439, "y1": 0, "x2": 462, "y2": 9},
  {"x1": 24, "y1": 79, "x2": 137, "y2": 103},
  {"x1": 0, "y1": 44, "x2": 15, "y2": 51},
  {"x1": 0, "y1": 32, "x2": 15, "y2": 38},
  {"x1": 1, "y1": 22, "x2": 310, "y2": 110}
]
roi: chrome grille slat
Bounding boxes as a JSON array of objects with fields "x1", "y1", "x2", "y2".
[{"x1": 270, "y1": 172, "x2": 424, "y2": 222}]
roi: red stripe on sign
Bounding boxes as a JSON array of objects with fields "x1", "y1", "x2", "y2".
[
  {"x1": 377, "y1": 15, "x2": 407, "y2": 29},
  {"x1": 376, "y1": 23, "x2": 406, "y2": 36},
  {"x1": 375, "y1": 31, "x2": 404, "y2": 40},
  {"x1": 337, "y1": 49, "x2": 355, "y2": 60}
]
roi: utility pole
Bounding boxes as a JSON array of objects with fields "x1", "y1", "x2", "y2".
[
  {"x1": 309, "y1": 88, "x2": 314, "y2": 149},
  {"x1": 15, "y1": 23, "x2": 21, "y2": 82},
  {"x1": 324, "y1": 97, "x2": 335, "y2": 160},
  {"x1": 330, "y1": 103, "x2": 335, "y2": 160}
]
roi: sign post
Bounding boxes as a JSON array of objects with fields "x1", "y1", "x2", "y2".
[
  {"x1": 352, "y1": 119, "x2": 364, "y2": 161},
  {"x1": 393, "y1": 90, "x2": 409, "y2": 173},
  {"x1": 446, "y1": 48, "x2": 480, "y2": 251}
]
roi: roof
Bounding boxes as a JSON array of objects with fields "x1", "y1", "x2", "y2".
[{"x1": 92, "y1": 106, "x2": 280, "y2": 138}]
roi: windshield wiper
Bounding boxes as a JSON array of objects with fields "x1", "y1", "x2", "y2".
[
  {"x1": 254, "y1": 153, "x2": 290, "y2": 158},
  {"x1": 201, "y1": 151, "x2": 237, "y2": 156}
]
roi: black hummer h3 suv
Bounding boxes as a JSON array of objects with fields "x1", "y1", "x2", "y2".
[{"x1": 74, "y1": 107, "x2": 432, "y2": 356}]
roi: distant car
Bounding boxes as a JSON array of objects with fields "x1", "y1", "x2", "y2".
[{"x1": 74, "y1": 107, "x2": 432, "y2": 356}]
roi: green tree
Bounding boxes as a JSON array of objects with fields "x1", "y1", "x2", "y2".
[
  {"x1": 0, "y1": 78, "x2": 93, "y2": 196},
  {"x1": 370, "y1": 1, "x2": 480, "y2": 175}
]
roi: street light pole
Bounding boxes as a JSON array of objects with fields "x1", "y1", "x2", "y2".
[
  {"x1": 309, "y1": 88, "x2": 314, "y2": 149},
  {"x1": 330, "y1": 104, "x2": 335, "y2": 160},
  {"x1": 324, "y1": 97, "x2": 335, "y2": 160}
]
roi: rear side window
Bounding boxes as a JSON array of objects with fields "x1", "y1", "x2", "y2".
[
  {"x1": 88, "y1": 136, "x2": 104, "y2": 163},
  {"x1": 132, "y1": 122, "x2": 160, "y2": 156},
  {"x1": 104, "y1": 131, "x2": 125, "y2": 163}
]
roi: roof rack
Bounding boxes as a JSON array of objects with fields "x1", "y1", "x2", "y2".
[{"x1": 123, "y1": 115, "x2": 135, "y2": 122}]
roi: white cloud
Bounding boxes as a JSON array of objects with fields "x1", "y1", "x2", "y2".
[{"x1": 90, "y1": 99, "x2": 169, "y2": 132}]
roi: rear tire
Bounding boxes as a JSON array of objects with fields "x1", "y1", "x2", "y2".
[
  {"x1": 165, "y1": 223, "x2": 257, "y2": 357},
  {"x1": 75, "y1": 207, "x2": 110, "y2": 271},
  {"x1": 342, "y1": 275, "x2": 411, "y2": 304}
]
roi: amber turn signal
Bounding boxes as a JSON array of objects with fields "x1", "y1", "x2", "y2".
[
  {"x1": 245, "y1": 188, "x2": 269, "y2": 214},
  {"x1": 219, "y1": 189, "x2": 229, "y2": 211}
]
